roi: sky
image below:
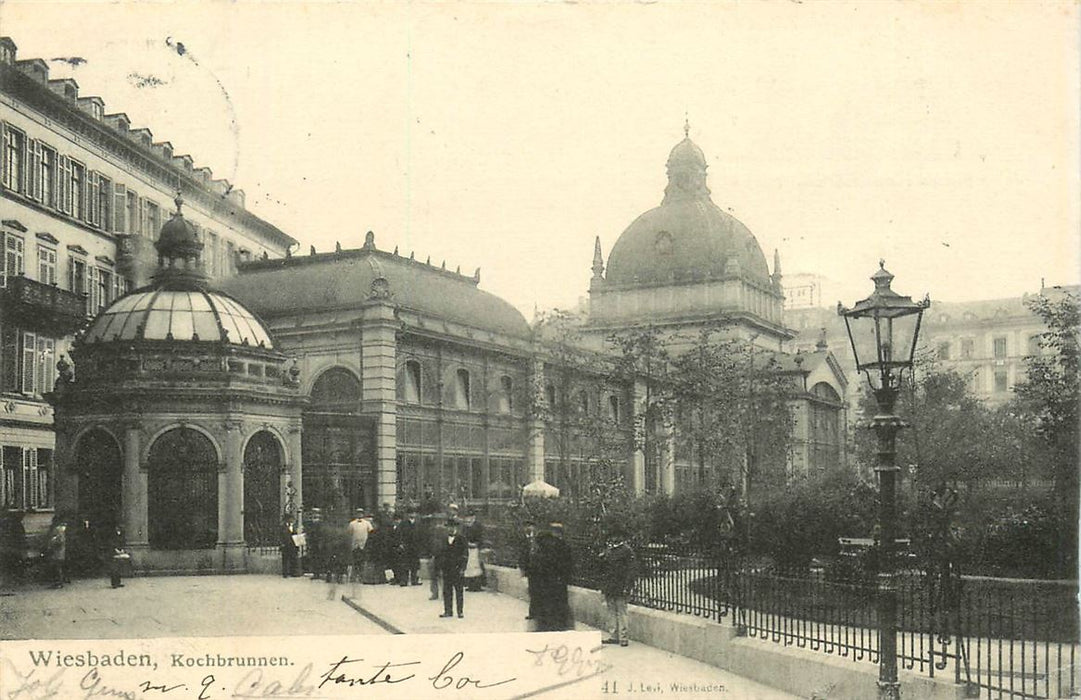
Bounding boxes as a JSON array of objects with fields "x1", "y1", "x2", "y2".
[{"x1": 2, "y1": 1, "x2": 1078, "y2": 318}]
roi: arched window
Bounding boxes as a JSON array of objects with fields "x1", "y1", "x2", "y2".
[
  {"x1": 243, "y1": 431, "x2": 282, "y2": 547},
  {"x1": 498, "y1": 375, "x2": 513, "y2": 414},
  {"x1": 399, "y1": 360, "x2": 422, "y2": 404},
  {"x1": 74, "y1": 429, "x2": 122, "y2": 537},
  {"x1": 811, "y1": 382, "x2": 841, "y2": 403},
  {"x1": 452, "y1": 368, "x2": 471, "y2": 410},
  {"x1": 147, "y1": 427, "x2": 218, "y2": 550},
  {"x1": 310, "y1": 367, "x2": 361, "y2": 413}
]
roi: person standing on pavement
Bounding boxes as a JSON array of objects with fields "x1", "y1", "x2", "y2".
[
  {"x1": 427, "y1": 513, "x2": 448, "y2": 600},
  {"x1": 389, "y1": 511, "x2": 405, "y2": 585},
  {"x1": 108, "y1": 525, "x2": 127, "y2": 589},
  {"x1": 600, "y1": 528, "x2": 637, "y2": 646},
  {"x1": 280, "y1": 513, "x2": 300, "y2": 578},
  {"x1": 531, "y1": 522, "x2": 574, "y2": 631},
  {"x1": 462, "y1": 508, "x2": 485, "y2": 591},
  {"x1": 518, "y1": 520, "x2": 538, "y2": 620},
  {"x1": 46, "y1": 516, "x2": 68, "y2": 589},
  {"x1": 347, "y1": 509, "x2": 373, "y2": 583},
  {"x1": 437, "y1": 518, "x2": 468, "y2": 618},
  {"x1": 398, "y1": 509, "x2": 420, "y2": 586},
  {"x1": 305, "y1": 508, "x2": 325, "y2": 581}
]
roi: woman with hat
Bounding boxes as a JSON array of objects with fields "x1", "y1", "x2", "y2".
[{"x1": 462, "y1": 508, "x2": 485, "y2": 591}]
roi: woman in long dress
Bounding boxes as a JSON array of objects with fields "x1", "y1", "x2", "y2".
[{"x1": 463, "y1": 511, "x2": 485, "y2": 591}]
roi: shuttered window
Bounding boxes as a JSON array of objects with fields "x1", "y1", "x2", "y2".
[{"x1": 113, "y1": 183, "x2": 127, "y2": 233}]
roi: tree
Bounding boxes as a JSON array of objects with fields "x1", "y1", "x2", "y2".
[
  {"x1": 1011, "y1": 291, "x2": 1080, "y2": 495},
  {"x1": 606, "y1": 325, "x2": 796, "y2": 502},
  {"x1": 531, "y1": 310, "x2": 633, "y2": 500},
  {"x1": 1009, "y1": 290, "x2": 1079, "y2": 575}
]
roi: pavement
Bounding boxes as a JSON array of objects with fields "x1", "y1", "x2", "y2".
[
  {"x1": 341, "y1": 578, "x2": 797, "y2": 699},
  {"x1": 0, "y1": 573, "x2": 797, "y2": 699},
  {"x1": 0, "y1": 573, "x2": 386, "y2": 639}
]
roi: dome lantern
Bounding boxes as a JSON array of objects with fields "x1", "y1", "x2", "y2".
[
  {"x1": 663, "y1": 120, "x2": 710, "y2": 204},
  {"x1": 153, "y1": 191, "x2": 208, "y2": 291}
]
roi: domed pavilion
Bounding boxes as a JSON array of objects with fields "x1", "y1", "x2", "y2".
[
  {"x1": 587, "y1": 124, "x2": 790, "y2": 349},
  {"x1": 51, "y1": 195, "x2": 304, "y2": 574}
]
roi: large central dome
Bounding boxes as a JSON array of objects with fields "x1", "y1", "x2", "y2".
[{"x1": 604, "y1": 132, "x2": 770, "y2": 288}]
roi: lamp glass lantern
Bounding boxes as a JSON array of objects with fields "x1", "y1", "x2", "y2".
[{"x1": 838, "y1": 261, "x2": 930, "y2": 392}]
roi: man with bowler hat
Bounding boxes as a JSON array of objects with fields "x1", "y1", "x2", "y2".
[{"x1": 436, "y1": 518, "x2": 468, "y2": 618}]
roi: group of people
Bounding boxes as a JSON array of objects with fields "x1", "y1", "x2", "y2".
[
  {"x1": 42, "y1": 515, "x2": 127, "y2": 590},
  {"x1": 280, "y1": 503, "x2": 489, "y2": 607},
  {"x1": 281, "y1": 505, "x2": 426, "y2": 588},
  {"x1": 278, "y1": 504, "x2": 637, "y2": 646},
  {"x1": 518, "y1": 520, "x2": 638, "y2": 644}
]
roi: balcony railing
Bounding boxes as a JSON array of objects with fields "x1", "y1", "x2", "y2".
[{"x1": 2, "y1": 275, "x2": 86, "y2": 334}]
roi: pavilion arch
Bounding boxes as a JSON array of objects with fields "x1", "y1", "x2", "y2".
[
  {"x1": 241, "y1": 424, "x2": 289, "y2": 460},
  {"x1": 142, "y1": 422, "x2": 223, "y2": 467},
  {"x1": 242, "y1": 429, "x2": 285, "y2": 546},
  {"x1": 146, "y1": 426, "x2": 220, "y2": 550},
  {"x1": 72, "y1": 427, "x2": 123, "y2": 538}
]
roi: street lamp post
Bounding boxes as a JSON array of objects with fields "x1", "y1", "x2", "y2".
[{"x1": 838, "y1": 261, "x2": 929, "y2": 700}]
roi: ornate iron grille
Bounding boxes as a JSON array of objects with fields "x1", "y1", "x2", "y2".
[
  {"x1": 243, "y1": 431, "x2": 282, "y2": 547},
  {"x1": 74, "y1": 429, "x2": 122, "y2": 535},
  {"x1": 147, "y1": 428, "x2": 218, "y2": 550}
]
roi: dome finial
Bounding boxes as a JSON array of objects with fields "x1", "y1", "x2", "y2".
[
  {"x1": 173, "y1": 189, "x2": 184, "y2": 216},
  {"x1": 683, "y1": 113, "x2": 690, "y2": 138}
]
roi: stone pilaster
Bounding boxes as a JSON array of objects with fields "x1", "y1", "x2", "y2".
[
  {"x1": 53, "y1": 425, "x2": 76, "y2": 516},
  {"x1": 123, "y1": 424, "x2": 148, "y2": 549},
  {"x1": 359, "y1": 302, "x2": 398, "y2": 508},
  {"x1": 220, "y1": 420, "x2": 245, "y2": 571}
]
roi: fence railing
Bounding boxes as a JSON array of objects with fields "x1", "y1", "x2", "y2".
[{"x1": 491, "y1": 528, "x2": 1078, "y2": 700}]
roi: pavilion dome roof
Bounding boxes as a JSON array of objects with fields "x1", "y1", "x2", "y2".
[{"x1": 83, "y1": 288, "x2": 274, "y2": 348}]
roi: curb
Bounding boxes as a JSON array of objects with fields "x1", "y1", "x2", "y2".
[{"x1": 340, "y1": 595, "x2": 405, "y2": 634}]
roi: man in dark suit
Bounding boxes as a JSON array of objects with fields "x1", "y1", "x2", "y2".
[
  {"x1": 436, "y1": 518, "x2": 468, "y2": 618},
  {"x1": 392, "y1": 511, "x2": 420, "y2": 586},
  {"x1": 531, "y1": 522, "x2": 574, "y2": 631},
  {"x1": 518, "y1": 520, "x2": 538, "y2": 620},
  {"x1": 280, "y1": 514, "x2": 299, "y2": 578}
]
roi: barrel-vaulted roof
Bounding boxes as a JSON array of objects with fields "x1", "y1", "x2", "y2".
[{"x1": 221, "y1": 245, "x2": 531, "y2": 340}]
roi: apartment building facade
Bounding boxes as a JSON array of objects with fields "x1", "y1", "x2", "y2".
[{"x1": 0, "y1": 36, "x2": 295, "y2": 533}]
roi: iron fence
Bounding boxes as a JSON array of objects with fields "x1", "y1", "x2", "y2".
[{"x1": 489, "y1": 526, "x2": 1078, "y2": 699}]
